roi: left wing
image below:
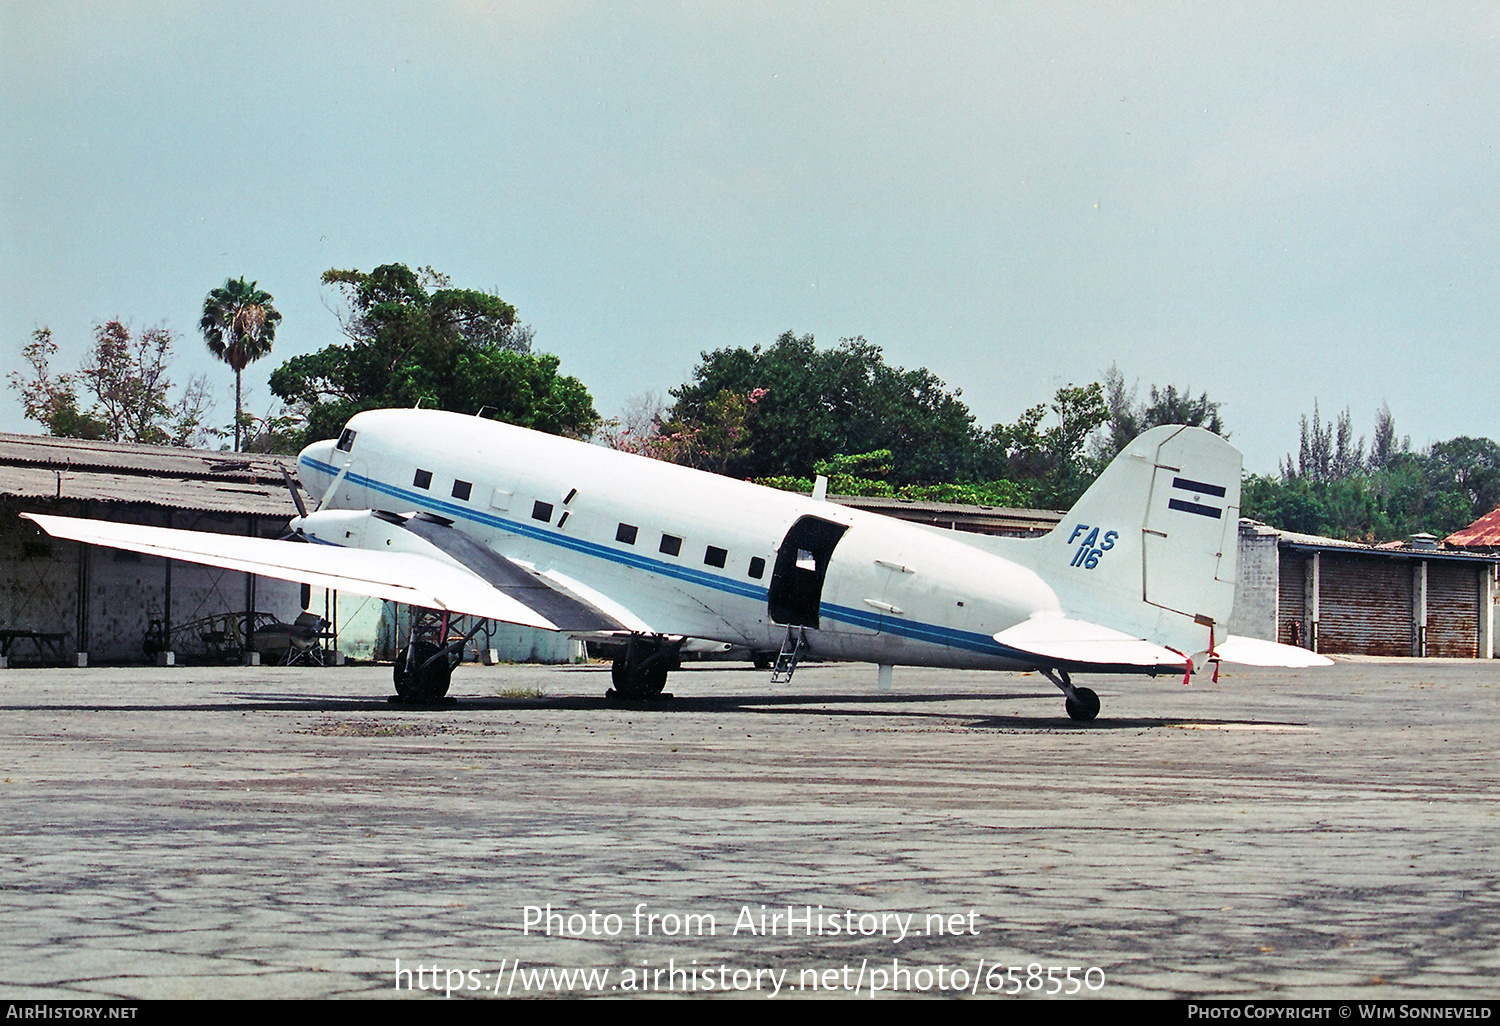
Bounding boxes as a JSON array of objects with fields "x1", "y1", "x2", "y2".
[
  {"x1": 22, "y1": 512, "x2": 630, "y2": 633},
  {"x1": 994, "y1": 613, "x2": 1188, "y2": 671}
]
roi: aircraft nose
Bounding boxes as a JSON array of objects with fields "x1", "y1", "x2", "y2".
[
  {"x1": 298, "y1": 438, "x2": 337, "y2": 473},
  {"x1": 296, "y1": 439, "x2": 338, "y2": 501}
]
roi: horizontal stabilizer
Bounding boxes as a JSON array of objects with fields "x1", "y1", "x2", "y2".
[
  {"x1": 1211, "y1": 635, "x2": 1334, "y2": 668},
  {"x1": 994, "y1": 613, "x2": 1187, "y2": 670},
  {"x1": 23, "y1": 512, "x2": 561, "y2": 629}
]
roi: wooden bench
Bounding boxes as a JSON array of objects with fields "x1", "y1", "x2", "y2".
[{"x1": 0, "y1": 630, "x2": 70, "y2": 666}]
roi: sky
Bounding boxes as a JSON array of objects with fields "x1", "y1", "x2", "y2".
[{"x1": 3, "y1": 1, "x2": 1498, "y2": 474}]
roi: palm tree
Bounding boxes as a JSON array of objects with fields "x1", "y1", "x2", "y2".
[{"x1": 200, "y1": 277, "x2": 282, "y2": 451}]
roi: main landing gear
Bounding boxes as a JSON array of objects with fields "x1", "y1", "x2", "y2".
[
  {"x1": 608, "y1": 634, "x2": 682, "y2": 700},
  {"x1": 391, "y1": 609, "x2": 490, "y2": 704},
  {"x1": 1041, "y1": 667, "x2": 1101, "y2": 722},
  {"x1": 394, "y1": 638, "x2": 453, "y2": 703}
]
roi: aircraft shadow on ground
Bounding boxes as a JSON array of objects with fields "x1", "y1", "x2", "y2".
[{"x1": 0, "y1": 684, "x2": 1298, "y2": 731}]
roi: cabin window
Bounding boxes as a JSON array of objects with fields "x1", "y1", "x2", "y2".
[
  {"x1": 451, "y1": 480, "x2": 472, "y2": 501},
  {"x1": 336, "y1": 428, "x2": 356, "y2": 452},
  {"x1": 748, "y1": 556, "x2": 766, "y2": 579},
  {"x1": 616, "y1": 523, "x2": 638, "y2": 545},
  {"x1": 532, "y1": 500, "x2": 553, "y2": 522},
  {"x1": 660, "y1": 534, "x2": 682, "y2": 557},
  {"x1": 704, "y1": 545, "x2": 727, "y2": 568},
  {"x1": 413, "y1": 469, "x2": 432, "y2": 490}
]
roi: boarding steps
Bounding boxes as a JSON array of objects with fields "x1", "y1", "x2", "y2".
[{"x1": 769, "y1": 627, "x2": 806, "y2": 684}]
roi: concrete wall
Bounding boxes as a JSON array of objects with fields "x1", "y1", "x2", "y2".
[{"x1": 1229, "y1": 522, "x2": 1280, "y2": 642}]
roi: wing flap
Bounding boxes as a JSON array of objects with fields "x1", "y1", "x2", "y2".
[
  {"x1": 394, "y1": 514, "x2": 626, "y2": 631},
  {"x1": 24, "y1": 512, "x2": 563, "y2": 629}
]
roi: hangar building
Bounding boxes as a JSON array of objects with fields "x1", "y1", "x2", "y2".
[
  {"x1": 1232, "y1": 522, "x2": 1499, "y2": 658},
  {"x1": 0, "y1": 432, "x2": 306, "y2": 665}
]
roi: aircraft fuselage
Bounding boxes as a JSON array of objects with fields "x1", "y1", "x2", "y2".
[{"x1": 296, "y1": 409, "x2": 1060, "y2": 670}]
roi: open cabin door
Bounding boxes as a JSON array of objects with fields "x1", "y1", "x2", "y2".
[{"x1": 768, "y1": 516, "x2": 849, "y2": 628}]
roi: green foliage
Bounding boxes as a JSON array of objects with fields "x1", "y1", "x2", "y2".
[
  {"x1": 971, "y1": 382, "x2": 1107, "y2": 508},
  {"x1": 269, "y1": 263, "x2": 596, "y2": 444},
  {"x1": 236, "y1": 403, "x2": 310, "y2": 455},
  {"x1": 1092, "y1": 363, "x2": 1226, "y2": 464},
  {"x1": 612, "y1": 388, "x2": 764, "y2": 473},
  {"x1": 1244, "y1": 404, "x2": 1498, "y2": 542},
  {"x1": 669, "y1": 332, "x2": 977, "y2": 485},
  {"x1": 756, "y1": 471, "x2": 1038, "y2": 508},
  {"x1": 9, "y1": 323, "x2": 213, "y2": 446},
  {"x1": 200, "y1": 277, "x2": 281, "y2": 373},
  {"x1": 648, "y1": 332, "x2": 1106, "y2": 508},
  {"x1": 1425, "y1": 436, "x2": 1500, "y2": 518},
  {"x1": 8, "y1": 328, "x2": 106, "y2": 439},
  {"x1": 200, "y1": 276, "x2": 282, "y2": 452}
]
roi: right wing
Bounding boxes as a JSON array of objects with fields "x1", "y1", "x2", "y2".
[{"x1": 22, "y1": 512, "x2": 632, "y2": 633}]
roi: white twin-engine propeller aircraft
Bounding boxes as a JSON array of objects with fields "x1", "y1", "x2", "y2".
[{"x1": 24, "y1": 408, "x2": 1328, "y2": 719}]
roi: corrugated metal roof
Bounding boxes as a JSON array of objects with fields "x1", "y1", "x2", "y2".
[
  {"x1": 0, "y1": 432, "x2": 301, "y2": 517},
  {"x1": 1445, "y1": 506, "x2": 1500, "y2": 549},
  {"x1": 1273, "y1": 524, "x2": 1496, "y2": 563},
  {"x1": 829, "y1": 494, "x2": 1062, "y2": 537}
]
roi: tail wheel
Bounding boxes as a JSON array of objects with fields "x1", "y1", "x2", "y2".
[{"x1": 1065, "y1": 686, "x2": 1100, "y2": 722}]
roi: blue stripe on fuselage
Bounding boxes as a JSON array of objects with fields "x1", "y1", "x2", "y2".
[{"x1": 300, "y1": 455, "x2": 1013, "y2": 658}]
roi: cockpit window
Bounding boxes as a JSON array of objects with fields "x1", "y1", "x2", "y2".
[{"x1": 336, "y1": 428, "x2": 357, "y2": 452}]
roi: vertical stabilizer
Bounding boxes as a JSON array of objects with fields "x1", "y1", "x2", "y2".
[{"x1": 1025, "y1": 426, "x2": 1242, "y2": 656}]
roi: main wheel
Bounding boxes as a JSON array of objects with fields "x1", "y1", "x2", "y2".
[
  {"x1": 639, "y1": 660, "x2": 668, "y2": 696},
  {"x1": 394, "y1": 641, "x2": 452, "y2": 702},
  {"x1": 1065, "y1": 686, "x2": 1100, "y2": 722},
  {"x1": 610, "y1": 652, "x2": 668, "y2": 698}
]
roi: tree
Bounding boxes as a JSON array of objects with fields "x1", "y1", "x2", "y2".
[
  {"x1": 1281, "y1": 401, "x2": 1365, "y2": 484},
  {"x1": 612, "y1": 388, "x2": 766, "y2": 473},
  {"x1": 1091, "y1": 364, "x2": 1227, "y2": 463},
  {"x1": 668, "y1": 332, "x2": 977, "y2": 484},
  {"x1": 8, "y1": 322, "x2": 213, "y2": 445},
  {"x1": 268, "y1": 264, "x2": 596, "y2": 443},
  {"x1": 1243, "y1": 403, "x2": 1496, "y2": 542},
  {"x1": 1424, "y1": 437, "x2": 1500, "y2": 520},
  {"x1": 200, "y1": 277, "x2": 282, "y2": 452},
  {"x1": 7, "y1": 328, "x2": 107, "y2": 439},
  {"x1": 972, "y1": 382, "x2": 1108, "y2": 508}
]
